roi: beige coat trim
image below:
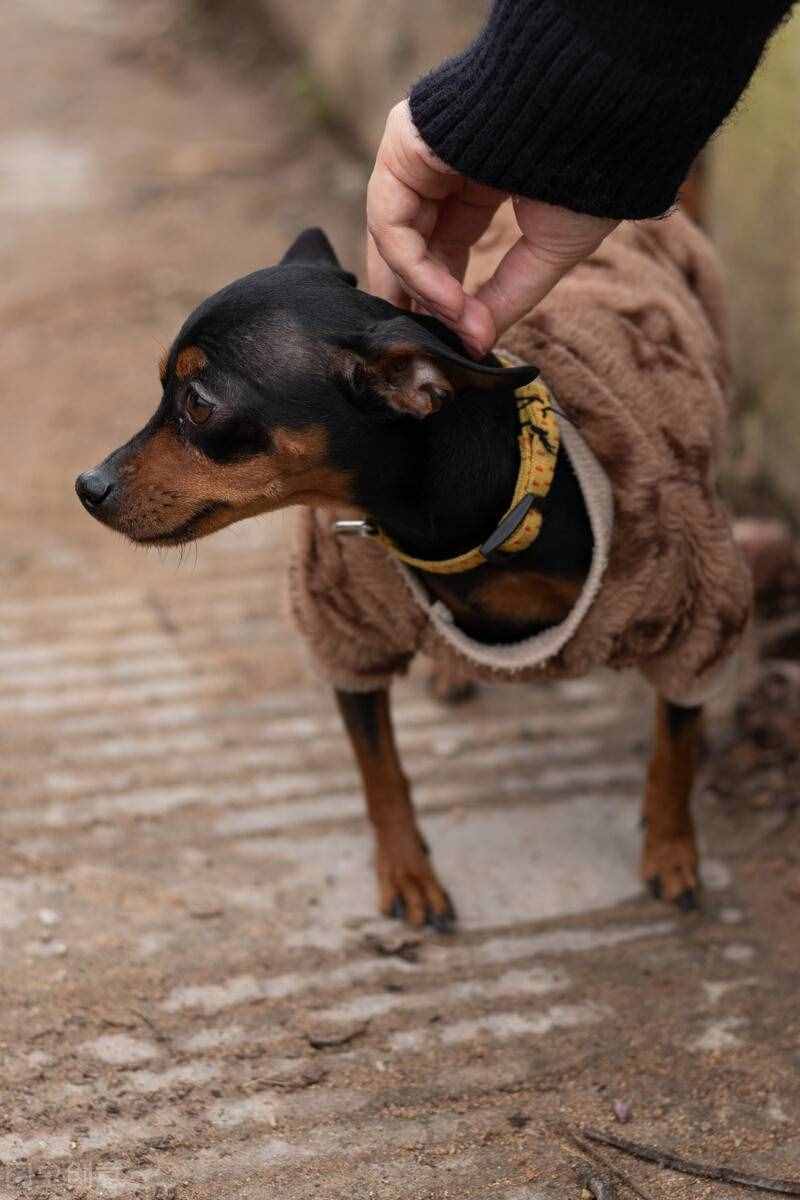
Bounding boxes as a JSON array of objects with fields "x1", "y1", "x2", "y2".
[{"x1": 392, "y1": 417, "x2": 615, "y2": 673}]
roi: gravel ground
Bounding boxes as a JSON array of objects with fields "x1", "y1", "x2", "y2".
[{"x1": 1, "y1": 3, "x2": 800, "y2": 1198}]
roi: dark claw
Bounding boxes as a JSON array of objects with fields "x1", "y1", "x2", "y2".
[
  {"x1": 428, "y1": 894, "x2": 458, "y2": 934},
  {"x1": 389, "y1": 895, "x2": 407, "y2": 921},
  {"x1": 647, "y1": 876, "x2": 662, "y2": 900},
  {"x1": 428, "y1": 909, "x2": 455, "y2": 934},
  {"x1": 675, "y1": 887, "x2": 698, "y2": 912}
]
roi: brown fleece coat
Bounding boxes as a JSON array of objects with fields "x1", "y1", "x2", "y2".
[{"x1": 290, "y1": 212, "x2": 752, "y2": 705}]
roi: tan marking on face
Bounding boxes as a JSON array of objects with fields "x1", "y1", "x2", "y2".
[
  {"x1": 175, "y1": 345, "x2": 208, "y2": 381},
  {"x1": 112, "y1": 423, "x2": 355, "y2": 544},
  {"x1": 271, "y1": 426, "x2": 327, "y2": 460}
]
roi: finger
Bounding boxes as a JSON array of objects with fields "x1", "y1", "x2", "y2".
[
  {"x1": 376, "y1": 222, "x2": 466, "y2": 319},
  {"x1": 367, "y1": 101, "x2": 469, "y2": 321},
  {"x1": 428, "y1": 186, "x2": 503, "y2": 286},
  {"x1": 368, "y1": 164, "x2": 465, "y2": 321},
  {"x1": 429, "y1": 244, "x2": 470, "y2": 295},
  {"x1": 475, "y1": 203, "x2": 618, "y2": 336},
  {"x1": 475, "y1": 234, "x2": 569, "y2": 334},
  {"x1": 459, "y1": 295, "x2": 496, "y2": 357},
  {"x1": 409, "y1": 294, "x2": 493, "y2": 359},
  {"x1": 366, "y1": 230, "x2": 409, "y2": 308}
]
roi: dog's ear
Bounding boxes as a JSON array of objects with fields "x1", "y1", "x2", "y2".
[
  {"x1": 281, "y1": 227, "x2": 356, "y2": 283},
  {"x1": 281, "y1": 227, "x2": 357, "y2": 286},
  {"x1": 336, "y1": 315, "x2": 538, "y2": 420}
]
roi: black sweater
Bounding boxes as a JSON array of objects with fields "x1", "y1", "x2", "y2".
[{"x1": 410, "y1": 1, "x2": 794, "y2": 219}]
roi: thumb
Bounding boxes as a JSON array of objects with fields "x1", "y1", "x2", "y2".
[{"x1": 475, "y1": 200, "x2": 618, "y2": 341}]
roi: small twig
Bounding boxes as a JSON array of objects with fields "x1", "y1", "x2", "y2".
[
  {"x1": 131, "y1": 1009, "x2": 171, "y2": 1045},
  {"x1": 575, "y1": 1161, "x2": 619, "y2": 1199},
  {"x1": 582, "y1": 1127, "x2": 800, "y2": 1197},
  {"x1": 557, "y1": 1126, "x2": 653, "y2": 1200}
]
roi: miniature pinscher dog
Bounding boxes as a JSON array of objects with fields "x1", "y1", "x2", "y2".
[{"x1": 76, "y1": 228, "x2": 702, "y2": 930}]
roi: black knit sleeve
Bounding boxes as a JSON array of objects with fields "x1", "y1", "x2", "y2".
[{"x1": 409, "y1": 0, "x2": 794, "y2": 219}]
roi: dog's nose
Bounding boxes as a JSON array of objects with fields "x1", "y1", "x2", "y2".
[{"x1": 75, "y1": 467, "x2": 115, "y2": 510}]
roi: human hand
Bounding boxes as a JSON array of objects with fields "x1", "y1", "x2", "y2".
[{"x1": 367, "y1": 100, "x2": 618, "y2": 357}]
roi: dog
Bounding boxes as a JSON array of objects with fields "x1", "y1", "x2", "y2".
[{"x1": 76, "y1": 219, "x2": 751, "y2": 931}]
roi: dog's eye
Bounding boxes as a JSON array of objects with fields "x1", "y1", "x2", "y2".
[{"x1": 185, "y1": 386, "x2": 214, "y2": 426}]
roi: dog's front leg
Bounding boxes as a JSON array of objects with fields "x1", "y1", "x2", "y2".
[
  {"x1": 641, "y1": 698, "x2": 702, "y2": 910},
  {"x1": 335, "y1": 689, "x2": 456, "y2": 930}
]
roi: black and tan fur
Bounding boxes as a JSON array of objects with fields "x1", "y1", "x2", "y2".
[{"x1": 76, "y1": 228, "x2": 702, "y2": 929}]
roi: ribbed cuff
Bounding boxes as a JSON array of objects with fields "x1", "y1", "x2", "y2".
[{"x1": 410, "y1": 0, "x2": 790, "y2": 219}]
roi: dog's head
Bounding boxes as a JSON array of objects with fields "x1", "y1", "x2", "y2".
[{"x1": 75, "y1": 229, "x2": 536, "y2": 545}]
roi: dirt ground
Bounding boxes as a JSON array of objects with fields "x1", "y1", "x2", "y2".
[{"x1": 2, "y1": 3, "x2": 800, "y2": 1198}]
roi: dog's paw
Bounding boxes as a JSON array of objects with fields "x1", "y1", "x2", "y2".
[
  {"x1": 377, "y1": 830, "x2": 457, "y2": 932},
  {"x1": 387, "y1": 892, "x2": 457, "y2": 933},
  {"x1": 641, "y1": 835, "x2": 699, "y2": 910}
]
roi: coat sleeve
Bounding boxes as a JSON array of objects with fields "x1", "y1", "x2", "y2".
[{"x1": 410, "y1": 0, "x2": 794, "y2": 219}]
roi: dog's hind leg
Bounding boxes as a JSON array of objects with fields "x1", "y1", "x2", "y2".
[
  {"x1": 335, "y1": 689, "x2": 456, "y2": 931},
  {"x1": 641, "y1": 698, "x2": 702, "y2": 911}
]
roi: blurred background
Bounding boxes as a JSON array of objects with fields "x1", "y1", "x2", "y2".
[{"x1": 1, "y1": 4, "x2": 799, "y2": 1195}]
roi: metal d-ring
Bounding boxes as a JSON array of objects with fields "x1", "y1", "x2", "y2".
[{"x1": 333, "y1": 519, "x2": 377, "y2": 538}]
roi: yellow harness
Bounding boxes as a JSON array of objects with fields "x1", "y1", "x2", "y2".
[{"x1": 376, "y1": 367, "x2": 560, "y2": 574}]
